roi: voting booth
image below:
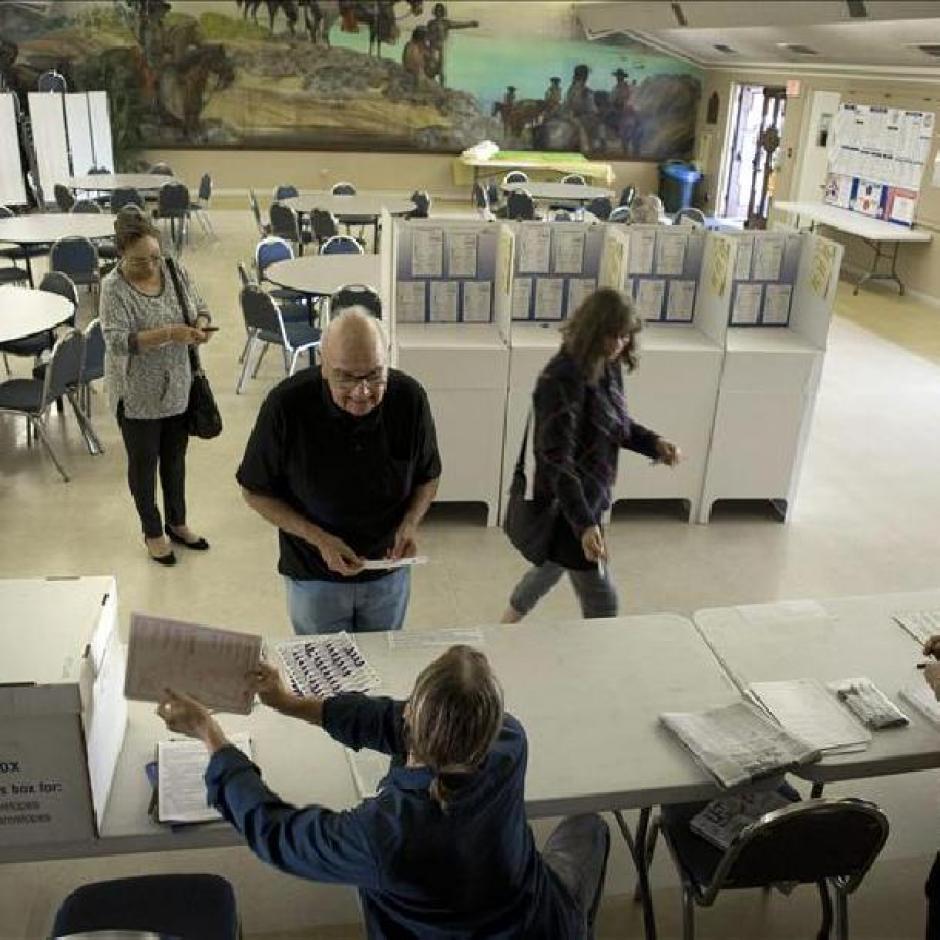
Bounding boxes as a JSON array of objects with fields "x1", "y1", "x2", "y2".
[
  {"x1": 0, "y1": 577, "x2": 126, "y2": 852},
  {"x1": 390, "y1": 218, "x2": 514, "y2": 525},
  {"x1": 608, "y1": 228, "x2": 735, "y2": 521},
  {"x1": 699, "y1": 232, "x2": 844, "y2": 523}
]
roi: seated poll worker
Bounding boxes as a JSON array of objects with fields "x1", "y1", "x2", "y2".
[
  {"x1": 157, "y1": 645, "x2": 610, "y2": 939},
  {"x1": 237, "y1": 309, "x2": 441, "y2": 635},
  {"x1": 922, "y1": 635, "x2": 940, "y2": 939}
]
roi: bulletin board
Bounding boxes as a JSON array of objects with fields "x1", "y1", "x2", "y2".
[{"x1": 823, "y1": 103, "x2": 934, "y2": 227}]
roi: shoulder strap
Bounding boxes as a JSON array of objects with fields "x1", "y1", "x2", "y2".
[
  {"x1": 164, "y1": 256, "x2": 200, "y2": 373},
  {"x1": 515, "y1": 410, "x2": 532, "y2": 474}
]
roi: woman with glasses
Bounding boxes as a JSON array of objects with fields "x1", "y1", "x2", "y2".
[
  {"x1": 100, "y1": 207, "x2": 214, "y2": 565},
  {"x1": 502, "y1": 287, "x2": 680, "y2": 622}
]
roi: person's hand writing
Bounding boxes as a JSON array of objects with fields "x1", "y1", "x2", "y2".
[
  {"x1": 581, "y1": 524, "x2": 606, "y2": 563},
  {"x1": 250, "y1": 661, "x2": 295, "y2": 712},
  {"x1": 389, "y1": 519, "x2": 418, "y2": 560},
  {"x1": 313, "y1": 530, "x2": 364, "y2": 576},
  {"x1": 923, "y1": 635, "x2": 940, "y2": 659},
  {"x1": 924, "y1": 663, "x2": 940, "y2": 702},
  {"x1": 654, "y1": 439, "x2": 682, "y2": 466},
  {"x1": 156, "y1": 689, "x2": 228, "y2": 752}
]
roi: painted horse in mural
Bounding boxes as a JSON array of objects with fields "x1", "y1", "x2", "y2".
[
  {"x1": 303, "y1": 1, "x2": 423, "y2": 55},
  {"x1": 158, "y1": 42, "x2": 235, "y2": 139},
  {"x1": 236, "y1": 0, "x2": 300, "y2": 36},
  {"x1": 492, "y1": 98, "x2": 547, "y2": 142}
]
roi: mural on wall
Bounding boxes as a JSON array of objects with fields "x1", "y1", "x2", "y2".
[{"x1": 0, "y1": 0, "x2": 702, "y2": 159}]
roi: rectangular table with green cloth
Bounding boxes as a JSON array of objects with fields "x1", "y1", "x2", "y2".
[{"x1": 454, "y1": 150, "x2": 615, "y2": 187}]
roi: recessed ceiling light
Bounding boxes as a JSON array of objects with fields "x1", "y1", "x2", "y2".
[{"x1": 713, "y1": 44, "x2": 737, "y2": 55}]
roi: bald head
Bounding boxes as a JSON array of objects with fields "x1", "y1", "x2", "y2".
[{"x1": 322, "y1": 309, "x2": 389, "y2": 417}]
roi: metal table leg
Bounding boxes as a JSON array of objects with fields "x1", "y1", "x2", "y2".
[
  {"x1": 854, "y1": 238, "x2": 904, "y2": 296},
  {"x1": 615, "y1": 808, "x2": 658, "y2": 940}
]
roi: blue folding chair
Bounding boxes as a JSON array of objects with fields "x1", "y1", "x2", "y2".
[{"x1": 321, "y1": 235, "x2": 363, "y2": 256}]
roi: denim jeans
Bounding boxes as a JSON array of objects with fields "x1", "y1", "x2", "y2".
[
  {"x1": 509, "y1": 562, "x2": 618, "y2": 619},
  {"x1": 543, "y1": 814, "x2": 611, "y2": 939},
  {"x1": 285, "y1": 569, "x2": 411, "y2": 635}
]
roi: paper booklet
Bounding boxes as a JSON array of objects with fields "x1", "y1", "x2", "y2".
[
  {"x1": 660, "y1": 701, "x2": 821, "y2": 790},
  {"x1": 748, "y1": 678, "x2": 871, "y2": 754},
  {"x1": 893, "y1": 610, "x2": 940, "y2": 646},
  {"x1": 274, "y1": 631, "x2": 380, "y2": 699},
  {"x1": 157, "y1": 732, "x2": 252, "y2": 825},
  {"x1": 899, "y1": 682, "x2": 940, "y2": 729},
  {"x1": 125, "y1": 612, "x2": 262, "y2": 715},
  {"x1": 690, "y1": 789, "x2": 792, "y2": 850}
]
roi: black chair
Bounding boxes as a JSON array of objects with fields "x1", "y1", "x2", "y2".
[
  {"x1": 561, "y1": 173, "x2": 586, "y2": 185},
  {"x1": 674, "y1": 206, "x2": 707, "y2": 228},
  {"x1": 71, "y1": 199, "x2": 101, "y2": 215},
  {"x1": 503, "y1": 170, "x2": 528, "y2": 185},
  {"x1": 0, "y1": 271, "x2": 77, "y2": 376},
  {"x1": 54, "y1": 184, "x2": 76, "y2": 212},
  {"x1": 619, "y1": 184, "x2": 637, "y2": 207},
  {"x1": 51, "y1": 873, "x2": 239, "y2": 940},
  {"x1": 155, "y1": 182, "x2": 191, "y2": 252},
  {"x1": 471, "y1": 182, "x2": 491, "y2": 220},
  {"x1": 111, "y1": 187, "x2": 145, "y2": 213},
  {"x1": 331, "y1": 283, "x2": 382, "y2": 319},
  {"x1": 587, "y1": 196, "x2": 612, "y2": 221},
  {"x1": 406, "y1": 190, "x2": 431, "y2": 219},
  {"x1": 0, "y1": 204, "x2": 45, "y2": 287},
  {"x1": 37, "y1": 69, "x2": 67, "y2": 93},
  {"x1": 658, "y1": 797, "x2": 889, "y2": 940},
  {"x1": 50, "y1": 236, "x2": 100, "y2": 308},
  {"x1": 320, "y1": 235, "x2": 363, "y2": 256},
  {"x1": 274, "y1": 183, "x2": 299, "y2": 201},
  {"x1": 549, "y1": 209, "x2": 573, "y2": 222},
  {"x1": 149, "y1": 163, "x2": 174, "y2": 176},
  {"x1": 248, "y1": 188, "x2": 270, "y2": 237},
  {"x1": 331, "y1": 181, "x2": 357, "y2": 195},
  {"x1": 506, "y1": 190, "x2": 535, "y2": 221},
  {"x1": 269, "y1": 202, "x2": 312, "y2": 255},
  {"x1": 191, "y1": 172, "x2": 216, "y2": 239},
  {"x1": 310, "y1": 208, "x2": 340, "y2": 249},
  {"x1": 609, "y1": 206, "x2": 632, "y2": 224}
]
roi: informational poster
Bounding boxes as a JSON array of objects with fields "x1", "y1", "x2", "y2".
[
  {"x1": 512, "y1": 278, "x2": 533, "y2": 319},
  {"x1": 762, "y1": 283, "x2": 792, "y2": 325},
  {"x1": 752, "y1": 235, "x2": 785, "y2": 281},
  {"x1": 552, "y1": 229, "x2": 585, "y2": 274},
  {"x1": 396, "y1": 280, "x2": 426, "y2": 322},
  {"x1": 627, "y1": 229, "x2": 655, "y2": 275},
  {"x1": 665, "y1": 279, "x2": 696, "y2": 322},
  {"x1": 635, "y1": 279, "x2": 665, "y2": 320},
  {"x1": 823, "y1": 174, "x2": 853, "y2": 210},
  {"x1": 655, "y1": 231, "x2": 687, "y2": 276},
  {"x1": 518, "y1": 226, "x2": 551, "y2": 273},
  {"x1": 534, "y1": 277, "x2": 564, "y2": 320},
  {"x1": 447, "y1": 231, "x2": 478, "y2": 278},
  {"x1": 462, "y1": 280, "x2": 492, "y2": 322},
  {"x1": 411, "y1": 228, "x2": 443, "y2": 277},
  {"x1": 565, "y1": 278, "x2": 596, "y2": 316},
  {"x1": 734, "y1": 235, "x2": 753, "y2": 281},
  {"x1": 731, "y1": 283, "x2": 763, "y2": 325},
  {"x1": 429, "y1": 280, "x2": 459, "y2": 322}
]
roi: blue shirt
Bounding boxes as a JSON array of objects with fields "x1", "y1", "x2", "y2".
[{"x1": 205, "y1": 694, "x2": 584, "y2": 939}]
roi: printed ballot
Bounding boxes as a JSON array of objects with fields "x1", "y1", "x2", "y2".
[{"x1": 125, "y1": 613, "x2": 261, "y2": 714}]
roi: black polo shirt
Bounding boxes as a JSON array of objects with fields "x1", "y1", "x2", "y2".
[{"x1": 236, "y1": 366, "x2": 441, "y2": 582}]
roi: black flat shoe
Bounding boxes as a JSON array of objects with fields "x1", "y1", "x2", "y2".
[
  {"x1": 145, "y1": 539, "x2": 177, "y2": 566},
  {"x1": 165, "y1": 525, "x2": 210, "y2": 551}
]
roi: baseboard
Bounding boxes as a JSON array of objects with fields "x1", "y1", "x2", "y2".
[{"x1": 838, "y1": 261, "x2": 940, "y2": 309}]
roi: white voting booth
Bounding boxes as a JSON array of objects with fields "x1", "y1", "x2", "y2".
[
  {"x1": 699, "y1": 231, "x2": 844, "y2": 522},
  {"x1": 28, "y1": 91, "x2": 113, "y2": 205},
  {"x1": 606, "y1": 225, "x2": 733, "y2": 521},
  {"x1": 0, "y1": 577, "x2": 126, "y2": 850},
  {"x1": 390, "y1": 218, "x2": 514, "y2": 525}
]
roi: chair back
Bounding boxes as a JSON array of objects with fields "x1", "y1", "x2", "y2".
[
  {"x1": 321, "y1": 235, "x2": 363, "y2": 256},
  {"x1": 87, "y1": 166, "x2": 109, "y2": 175},
  {"x1": 72, "y1": 199, "x2": 102, "y2": 214},
  {"x1": 609, "y1": 206, "x2": 632, "y2": 224},
  {"x1": 310, "y1": 209, "x2": 339, "y2": 242},
  {"x1": 157, "y1": 182, "x2": 190, "y2": 217},
  {"x1": 409, "y1": 190, "x2": 431, "y2": 218},
  {"x1": 248, "y1": 189, "x2": 266, "y2": 236},
  {"x1": 331, "y1": 283, "x2": 381, "y2": 319},
  {"x1": 237, "y1": 262, "x2": 257, "y2": 288},
  {"x1": 54, "y1": 184, "x2": 75, "y2": 212},
  {"x1": 197, "y1": 173, "x2": 212, "y2": 203},
  {"x1": 81, "y1": 319, "x2": 105, "y2": 384},
  {"x1": 39, "y1": 271, "x2": 80, "y2": 313},
  {"x1": 707, "y1": 799, "x2": 888, "y2": 901},
  {"x1": 331, "y1": 182, "x2": 357, "y2": 195},
  {"x1": 37, "y1": 69, "x2": 67, "y2": 93},
  {"x1": 255, "y1": 236, "x2": 293, "y2": 279},
  {"x1": 550, "y1": 210, "x2": 572, "y2": 222},
  {"x1": 587, "y1": 196, "x2": 612, "y2": 221},
  {"x1": 503, "y1": 170, "x2": 528, "y2": 185},
  {"x1": 472, "y1": 182, "x2": 488, "y2": 210},
  {"x1": 42, "y1": 328, "x2": 83, "y2": 406},
  {"x1": 149, "y1": 163, "x2": 174, "y2": 175},
  {"x1": 619, "y1": 184, "x2": 637, "y2": 207},
  {"x1": 274, "y1": 184, "x2": 299, "y2": 201},
  {"x1": 111, "y1": 187, "x2": 144, "y2": 213},
  {"x1": 561, "y1": 174, "x2": 586, "y2": 185},
  {"x1": 0, "y1": 206, "x2": 13, "y2": 219},
  {"x1": 674, "y1": 207, "x2": 706, "y2": 228},
  {"x1": 240, "y1": 284, "x2": 284, "y2": 338},
  {"x1": 269, "y1": 202, "x2": 301, "y2": 243},
  {"x1": 50, "y1": 237, "x2": 99, "y2": 280},
  {"x1": 506, "y1": 190, "x2": 535, "y2": 221}
]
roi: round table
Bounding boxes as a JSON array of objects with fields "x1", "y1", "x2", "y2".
[
  {"x1": 69, "y1": 173, "x2": 182, "y2": 192},
  {"x1": 283, "y1": 193, "x2": 415, "y2": 219},
  {"x1": 0, "y1": 285, "x2": 74, "y2": 343},
  {"x1": 502, "y1": 182, "x2": 614, "y2": 205},
  {"x1": 265, "y1": 255, "x2": 382, "y2": 296}
]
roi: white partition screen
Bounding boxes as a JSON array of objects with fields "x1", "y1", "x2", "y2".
[
  {"x1": 87, "y1": 92, "x2": 114, "y2": 172},
  {"x1": 65, "y1": 93, "x2": 93, "y2": 178},
  {"x1": 0, "y1": 94, "x2": 27, "y2": 205},
  {"x1": 28, "y1": 92, "x2": 70, "y2": 204}
]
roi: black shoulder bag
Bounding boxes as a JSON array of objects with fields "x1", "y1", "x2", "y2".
[
  {"x1": 166, "y1": 257, "x2": 223, "y2": 440},
  {"x1": 502, "y1": 412, "x2": 558, "y2": 566}
]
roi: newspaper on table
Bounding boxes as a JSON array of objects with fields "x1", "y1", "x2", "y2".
[
  {"x1": 690, "y1": 789, "x2": 792, "y2": 850},
  {"x1": 893, "y1": 610, "x2": 940, "y2": 646},
  {"x1": 273, "y1": 631, "x2": 380, "y2": 699},
  {"x1": 660, "y1": 701, "x2": 821, "y2": 789},
  {"x1": 899, "y1": 682, "x2": 940, "y2": 729}
]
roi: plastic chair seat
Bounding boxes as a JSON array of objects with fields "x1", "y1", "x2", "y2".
[
  {"x1": 2, "y1": 244, "x2": 47, "y2": 260},
  {"x1": 0, "y1": 332, "x2": 53, "y2": 358},
  {"x1": 67, "y1": 271, "x2": 100, "y2": 287},
  {"x1": 0, "y1": 378, "x2": 43, "y2": 412},
  {"x1": 283, "y1": 321, "x2": 321, "y2": 348},
  {"x1": 0, "y1": 267, "x2": 30, "y2": 285},
  {"x1": 97, "y1": 241, "x2": 119, "y2": 260}
]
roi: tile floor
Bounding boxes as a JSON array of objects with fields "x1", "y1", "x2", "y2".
[{"x1": 1, "y1": 209, "x2": 939, "y2": 938}]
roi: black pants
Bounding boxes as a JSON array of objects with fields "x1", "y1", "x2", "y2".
[
  {"x1": 116, "y1": 402, "x2": 189, "y2": 539},
  {"x1": 928, "y1": 854, "x2": 940, "y2": 939}
]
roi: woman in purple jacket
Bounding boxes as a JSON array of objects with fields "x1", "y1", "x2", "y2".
[{"x1": 502, "y1": 288, "x2": 681, "y2": 623}]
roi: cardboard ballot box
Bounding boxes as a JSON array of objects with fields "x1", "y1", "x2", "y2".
[{"x1": 0, "y1": 576, "x2": 126, "y2": 849}]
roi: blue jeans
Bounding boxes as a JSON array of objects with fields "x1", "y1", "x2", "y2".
[
  {"x1": 509, "y1": 562, "x2": 618, "y2": 619},
  {"x1": 285, "y1": 569, "x2": 411, "y2": 635}
]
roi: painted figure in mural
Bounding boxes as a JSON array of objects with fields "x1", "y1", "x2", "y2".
[
  {"x1": 424, "y1": 2, "x2": 478, "y2": 87},
  {"x1": 564, "y1": 63, "x2": 598, "y2": 152},
  {"x1": 610, "y1": 67, "x2": 641, "y2": 156},
  {"x1": 402, "y1": 26, "x2": 430, "y2": 88},
  {"x1": 158, "y1": 42, "x2": 235, "y2": 139},
  {"x1": 544, "y1": 77, "x2": 562, "y2": 114},
  {"x1": 492, "y1": 86, "x2": 548, "y2": 144},
  {"x1": 237, "y1": 0, "x2": 300, "y2": 36},
  {"x1": 334, "y1": 1, "x2": 425, "y2": 58}
]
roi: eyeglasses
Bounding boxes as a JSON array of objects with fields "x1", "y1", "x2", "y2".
[
  {"x1": 331, "y1": 368, "x2": 387, "y2": 391},
  {"x1": 123, "y1": 254, "x2": 162, "y2": 269}
]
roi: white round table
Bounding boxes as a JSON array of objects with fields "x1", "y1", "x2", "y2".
[
  {"x1": 0, "y1": 286, "x2": 74, "y2": 343},
  {"x1": 69, "y1": 173, "x2": 181, "y2": 192},
  {"x1": 265, "y1": 255, "x2": 381, "y2": 296},
  {"x1": 502, "y1": 182, "x2": 614, "y2": 205},
  {"x1": 283, "y1": 193, "x2": 415, "y2": 220}
]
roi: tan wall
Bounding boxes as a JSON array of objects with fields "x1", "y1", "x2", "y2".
[
  {"x1": 695, "y1": 69, "x2": 940, "y2": 301},
  {"x1": 140, "y1": 149, "x2": 659, "y2": 202}
]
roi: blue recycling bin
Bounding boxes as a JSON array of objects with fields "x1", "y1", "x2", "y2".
[{"x1": 659, "y1": 161, "x2": 702, "y2": 214}]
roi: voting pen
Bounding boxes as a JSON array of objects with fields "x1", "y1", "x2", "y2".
[{"x1": 597, "y1": 556, "x2": 607, "y2": 580}]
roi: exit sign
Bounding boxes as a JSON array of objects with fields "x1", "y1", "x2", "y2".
[{"x1": 786, "y1": 79, "x2": 802, "y2": 97}]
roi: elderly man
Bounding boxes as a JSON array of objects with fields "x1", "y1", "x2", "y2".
[{"x1": 237, "y1": 309, "x2": 441, "y2": 634}]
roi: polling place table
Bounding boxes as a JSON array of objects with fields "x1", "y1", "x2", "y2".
[
  {"x1": 774, "y1": 200, "x2": 932, "y2": 296},
  {"x1": 264, "y1": 254, "x2": 382, "y2": 298},
  {"x1": 283, "y1": 193, "x2": 415, "y2": 251},
  {"x1": 68, "y1": 173, "x2": 181, "y2": 193}
]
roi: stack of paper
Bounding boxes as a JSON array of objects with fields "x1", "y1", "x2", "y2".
[
  {"x1": 893, "y1": 610, "x2": 940, "y2": 646},
  {"x1": 899, "y1": 682, "x2": 940, "y2": 728},
  {"x1": 660, "y1": 701, "x2": 820, "y2": 789},
  {"x1": 274, "y1": 631, "x2": 380, "y2": 699},
  {"x1": 748, "y1": 679, "x2": 871, "y2": 754},
  {"x1": 690, "y1": 789, "x2": 792, "y2": 850}
]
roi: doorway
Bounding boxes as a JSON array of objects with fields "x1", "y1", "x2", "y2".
[{"x1": 718, "y1": 84, "x2": 787, "y2": 226}]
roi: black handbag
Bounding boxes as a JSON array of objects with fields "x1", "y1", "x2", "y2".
[
  {"x1": 502, "y1": 413, "x2": 558, "y2": 566},
  {"x1": 166, "y1": 257, "x2": 223, "y2": 440}
]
